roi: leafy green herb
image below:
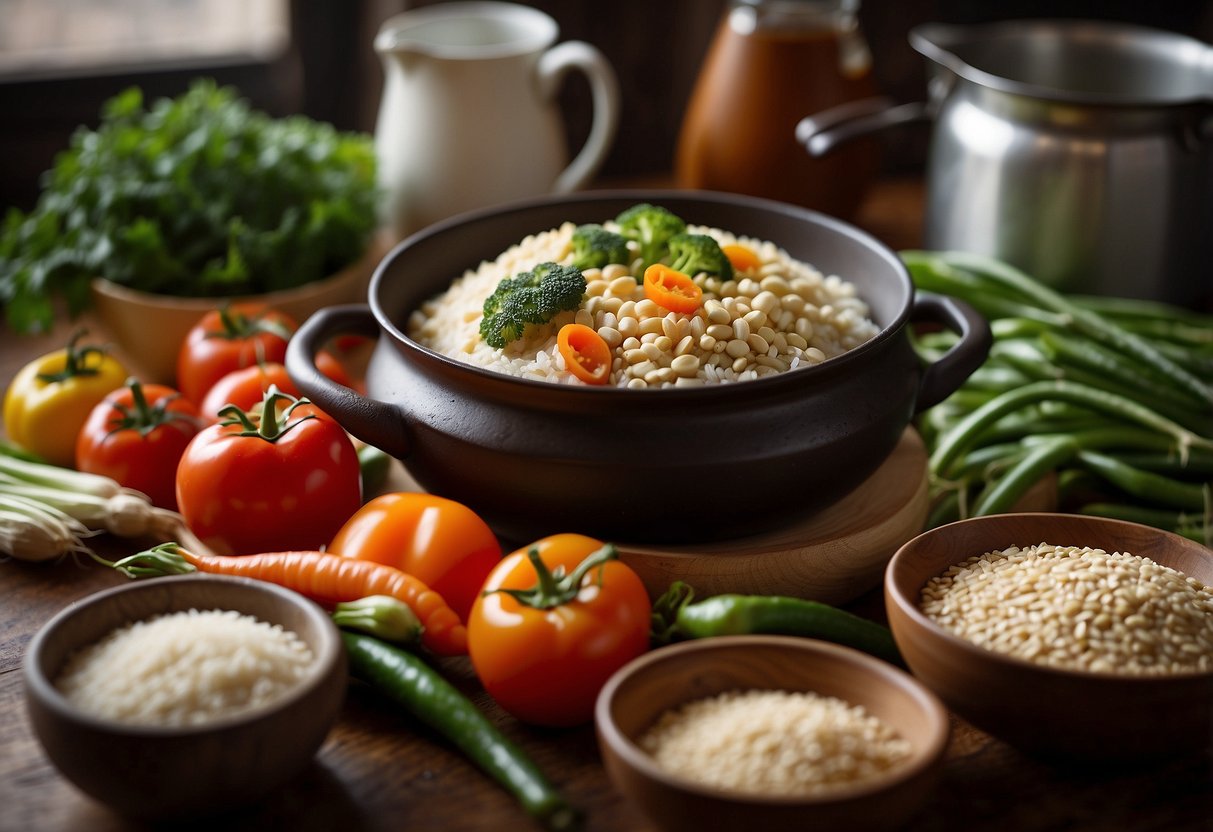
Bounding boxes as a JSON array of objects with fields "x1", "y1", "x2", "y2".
[{"x1": 0, "y1": 80, "x2": 377, "y2": 334}]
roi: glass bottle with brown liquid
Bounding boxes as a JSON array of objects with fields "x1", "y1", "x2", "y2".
[{"x1": 676, "y1": 0, "x2": 880, "y2": 219}]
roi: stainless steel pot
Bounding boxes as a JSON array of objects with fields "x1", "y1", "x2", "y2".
[
  {"x1": 286, "y1": 191, "x2": 989, "y2": 544},
  {"x1": 797, "y1": 19, "x2": 1213, "y2": 308}
]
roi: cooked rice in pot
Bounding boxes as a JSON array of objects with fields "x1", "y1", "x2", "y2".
[{"x1": 408, "y1": 219, "x2": 879, "y2": 388}]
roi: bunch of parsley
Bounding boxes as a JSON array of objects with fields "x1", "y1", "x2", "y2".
[{"x1": 0, "y1": 79, "x2": 377, "y2": 333}]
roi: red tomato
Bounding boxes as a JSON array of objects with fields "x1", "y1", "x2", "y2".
[
  {"x1": 328, "y1": 492, "x2": 502, "y2": 622},
  {"x1": 75, "y1": 379, "x2": 203, "y2": 510},
  {"x1": 175, "y1": 389, "x2": 362, "y2": 556},
  {"x1": 198, "y1": 357, "x2": 353, "y2": 422},
  {"x1": 176, "y1": 303, "x2": 297, "y2": 405},
  {"x1": 468, "y1": 533, "x2": 651, "y2": 727}
]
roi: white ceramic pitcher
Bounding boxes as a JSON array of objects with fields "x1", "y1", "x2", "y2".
[{"x1": 374, "y1": 2, "x2": 620, "y2": 241}]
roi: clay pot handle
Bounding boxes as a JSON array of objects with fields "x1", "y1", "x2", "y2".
[
  {"x1": 286, "y1": 304, "x2": 411, "y2": 460},
  {"x1": 910, "y1": 292, "x2": 992, "y2": 413}
]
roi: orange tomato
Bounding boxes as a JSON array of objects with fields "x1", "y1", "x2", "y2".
[
  {"x1": 643, "y1": 263, "x2": 703, "y2": 314},
  {"x1": 468, "y1": 533, "x2": 651, "y2": 727},
  {"x1": 328, "y1": 492, "x2": 502, "y2": 623},
  {"x1": 557, "y1": 323, "x2": 612, "y2": 385}
]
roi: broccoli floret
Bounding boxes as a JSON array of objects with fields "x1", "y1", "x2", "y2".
[
  {"x1": 615, "y1": 203, "x2": 686, "y2": 274},
  {"x1": 668, "y1": 232, "x2": 734, "y2": 282},
  {"x1": 479, "y1": 261, "x2": 587, "y2": 348},
  {"x1": 570, "y1": 223, "x2": 630, "y2": 270}
]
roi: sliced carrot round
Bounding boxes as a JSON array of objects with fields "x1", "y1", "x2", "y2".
[
  {"x1": 722, "y1": 243, "x2": 762, "y2": 274},
  {"x1": 643, "y1": 264, "x2": 703, "y2": 315},
  {"x1": 557, "y1": 323, "x2": 613, "y2": 385}
]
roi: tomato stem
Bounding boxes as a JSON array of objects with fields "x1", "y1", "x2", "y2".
[
  {"x1": 35, "y1": 329, "x2": 109, "y2": 383},
  {"x1": 217, "y1": 386, "x2": 316, "y2": 441},
  {"x1": 487, "y1": 543, "x2": 618, "y2": 610},
  {"x1": 212, "y1": 304, "x2": 295, "y2": 344},
  {"x1": 106, "y1": 377, "x2": 201, "y2": 438}
]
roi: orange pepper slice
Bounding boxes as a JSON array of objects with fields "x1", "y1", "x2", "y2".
[
  {"x1": 643, "y1": 264, "x2": 703, "y2": 315},
  {"x1": 722, "y1": 243, "x2": 762, "y2": 274},
  {"x1": 557, "y1": 323, "x2": 613, "y2": 385}
]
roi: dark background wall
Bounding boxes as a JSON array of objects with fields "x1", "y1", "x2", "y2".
[{"x1": 3, "y1": 0, "x2": 1211, "y2": 211}]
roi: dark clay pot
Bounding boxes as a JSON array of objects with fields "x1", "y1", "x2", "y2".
[{"x1": 286, "y1": 191, "x2": 990, "y2": 544}]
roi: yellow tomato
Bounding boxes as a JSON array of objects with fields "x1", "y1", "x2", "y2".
[{"x1": 3, "y1": 331, "x2": 129, "y2": 467}]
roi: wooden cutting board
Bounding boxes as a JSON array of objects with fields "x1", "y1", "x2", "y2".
[
  {"x1": 390, "y1": 427, "x2": 930, "y2": 606},
  {"x1": 613, "y1": 427, "x2": 930, "y2": 605}
]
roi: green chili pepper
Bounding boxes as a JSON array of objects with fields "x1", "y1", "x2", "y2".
[
  {"x1": 340, "y1": 631, "x2": 582, "y2": 832},
  {"x1": 650, "y1": 582, "x2": 904, "y2": 667}
]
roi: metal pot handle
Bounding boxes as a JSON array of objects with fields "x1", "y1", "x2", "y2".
[
  {"x1": 286, "y1": 304, "x2": 412, "y2": 460},
  {"x1": 909, "y1": 292, "x2": 992, "y2": 413},
  {"x1": 796, "y1": 96, "x2": 931, "y2": 157}
]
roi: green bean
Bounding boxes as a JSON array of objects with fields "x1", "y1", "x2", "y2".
[
  {"x1": 990, "y1": 317, "x2": 1053, "y2": 340},
  {"x1": 972, "y1": 413, "x2": 1108, "y2": 445},
  {"x1": 1111, "y1": 319, "x2": 1213, "y2": 348},
  {"x1": 1070, "y1": 294, "x2": 1213, "y2": 330},
  {"x1": 952, "y1": 442, "x2": 1028, "y2": 478},
  {"x1": 972, "y1": 436, "x2": 1078, "y2": 516},
  {"x1": 1020, "y1": 426, "x2": 1180, "y2": 454},
  {"x1": 1078, "y1": 502, "x2": 1207, "y2": 528},
  {"x1": 1077, "y1": 503, "x2": 1210, "y2": 545},
  {"x1": 1077, "y1": 450, "x2": 1211, "y2": 511},
  {"x1": 1024, "y1": 359, "x2": 1211, "y2": 433},
  {"x1": 930, "y1": 380, "x2": 1213, "y2": 477},
  {"x1": 925, "y1": 251, "x2": 1213, "y2": 406},
  {"x1": 1108, "y1": 450, "x2": 1213, "y2": 476},
  {"x1": 1038, "y1": 331, "x2": 1209, "y2": 412},
  {"x1": 963, "y1": 365, "x2": 1031, "y2": 392},
  {"x1": 1152, "y1": 342, "x2": 1213, "y2": 379}
]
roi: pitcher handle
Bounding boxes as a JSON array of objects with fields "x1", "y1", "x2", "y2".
[
  {"x1": 286, "y1": 304, "x2": 412, "y2": 460},
  {"x1": 796, "y1": 97, "x2": 930, "y2": 157},
  {"x1": 537, "y1": 41, "x2": 621, "y2": 193},
  {"x1": 909, "y1": 292, "x2": 992, "y2": 414}
]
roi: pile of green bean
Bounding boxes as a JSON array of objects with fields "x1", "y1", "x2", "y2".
[{"x1": 902, "y1": 250, "x2": 1213, "y2": 544}]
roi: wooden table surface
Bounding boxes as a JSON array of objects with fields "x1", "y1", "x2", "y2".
[{"x1": 1, "y1": 178, "x2": 1211, "y2": 831}]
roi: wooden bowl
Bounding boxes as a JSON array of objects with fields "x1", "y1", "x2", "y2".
[
  {"x1": 23, "y1": 575, "x2": 347, "y2": 820},
  {"x1": 885, "y1": 512, "x2": 1213, "y2": 761},
  {"x1": 90, "y1": 236, "x2": 386, "y2": 383},
  {"x1": 595, "y1": 636, "x2": 949, "y2": 832}
]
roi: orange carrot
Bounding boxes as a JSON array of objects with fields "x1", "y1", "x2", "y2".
[{"x1": 106, "y1": 543, "x2": 468, "y2": 656}]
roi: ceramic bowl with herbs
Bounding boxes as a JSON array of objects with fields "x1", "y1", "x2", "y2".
[{"x1": 1, "y1": 81, "x2": 379, "y2": 381}]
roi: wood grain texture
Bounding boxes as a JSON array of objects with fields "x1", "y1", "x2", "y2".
[{"x1": 613, "y1": 428, "x2": 929, "y2": 604}]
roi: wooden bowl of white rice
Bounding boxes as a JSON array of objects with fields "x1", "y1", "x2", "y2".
[
  {"x1": 23, "y1": 575, "x2": 346, "y2": 820},
  {"x1": 287, "y1": 190, "x2": 990, "y2": 544},
  {"x1": 885, "y1": 512, "x2": 1213, "y2": 761},
  {"x1": 594, "y1": 635, "x2": 949, "y2": 832}
]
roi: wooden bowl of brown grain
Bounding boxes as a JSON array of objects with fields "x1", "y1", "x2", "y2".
[{"x1": 885, "y1": 512, "x2": 1213, "y2": 762}]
